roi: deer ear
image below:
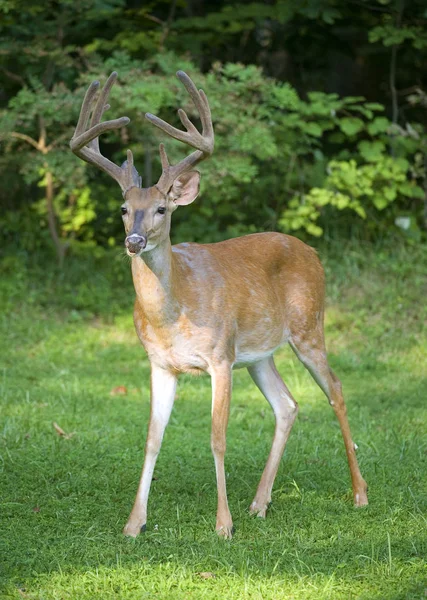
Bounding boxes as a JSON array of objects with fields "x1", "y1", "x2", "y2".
[{"x1": 168, "y1": 171, "x2": 200, "y2": 206}]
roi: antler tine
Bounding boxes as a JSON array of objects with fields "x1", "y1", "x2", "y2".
[
  {"x1": 176, "y1": 71, "x2": 213, "y2": 139},
  {"x1": 74, "y1": 80, "x2": 100, "y2": 138},
  {"x1": 159, "y1": 143, "x2": 170, "y2": 170},
  {"x1": 70, "y1": 115, "x2": 130, "y2": 152},
  {"x1": 145, "y1": 70, "x2": 214, "y2": 193},
  {"x1": 145, "y1": 113, "x2": 189, "y2": 146},
  {"x1": 70, "y1": 72, "x2": 141, "y2": 195},
  {"x1": 88, "y1": 71, "x2": 118, "y2": 152},
  {"x1": 198, "y1": 89, "x2": 213, "y2": 139}
]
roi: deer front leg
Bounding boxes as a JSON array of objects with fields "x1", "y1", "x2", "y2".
[
  {"x1": 210, "y1": 363, "x2": 233, "y2": 538},
  {"x1": 123, "y1": 363, "x2": 177, "y2": 537}
]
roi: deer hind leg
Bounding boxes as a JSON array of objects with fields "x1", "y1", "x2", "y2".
[
  {"x1": 289, "y1": 326, "x2": 368, "y2": 507},
  {"x1": 123, "y1": 364, "x2": 177, "y2": 537},
  {"x1": 247, "y1": 357, "x2": 299, "y2": 518}
]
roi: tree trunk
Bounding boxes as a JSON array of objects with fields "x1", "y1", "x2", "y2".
[
  {"x1": 45, "y1": 169, "x2": 66, "y2": 267},
  {"x1": 424, "y1": 152, "x2": 427, "y2": 231}
]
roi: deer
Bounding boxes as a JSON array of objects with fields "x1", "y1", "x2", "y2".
[{"x1": 70, "y1": 70, "x2": 368, "y2": 539}]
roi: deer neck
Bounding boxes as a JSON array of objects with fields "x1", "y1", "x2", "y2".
[{"x1": 131, "y1": 238, "x2": 179, "y2": 324}]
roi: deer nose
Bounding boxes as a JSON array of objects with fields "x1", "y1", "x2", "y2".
[{"x1": 125, "y1": 234, "x2": 147, "y2": 253}]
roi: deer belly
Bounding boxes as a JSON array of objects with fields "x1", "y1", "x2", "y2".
[
  {"x1": 234, "y1": 347, "x2": 281, "y2": 368},
  {"x1": 234, "y1": 324, "x2": 289, "y2": 368}
]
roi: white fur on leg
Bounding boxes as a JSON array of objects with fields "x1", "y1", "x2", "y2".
[{"x1": 123, "y1": 364, "x2": 177, "y2": 537}]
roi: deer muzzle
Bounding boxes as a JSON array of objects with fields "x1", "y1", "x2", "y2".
[{"x1": 125, "y1": 234, "x2": 147, "y2": 255}]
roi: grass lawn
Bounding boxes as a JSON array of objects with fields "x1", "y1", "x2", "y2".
[{"x1": 1, "y1": 241, "x2": 426, "y2": 599}]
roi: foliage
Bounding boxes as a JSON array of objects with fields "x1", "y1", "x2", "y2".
[
  {"x1": 1, "y1": 0, "x2": 427, "y2": 259},
  {"x1": 282, "y1": 153, "x2": 424, "y2": 237}
]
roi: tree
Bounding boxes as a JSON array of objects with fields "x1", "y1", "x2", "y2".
[{"x1": 1, "y1": 0, "x2": 426, "y2": 254}]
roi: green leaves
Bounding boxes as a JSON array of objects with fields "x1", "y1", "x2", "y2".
[
  {"x1": 5, "y1": 47, "x2": 425, "y2": 247},
  {"x1": 303, "y1": 122, "x2": 324, "y2": 137},
  {"x1": 269, "y1": 83, "x2": 299, "y2": 110},
  {"x1": 358, "y1": 140, "x2": 386, "y2": 162},
  {"x1": 339, "y1": 117, "x2": 365, "y2": 136},
  {"x1": 2, "y1": 0, "x2": 427, "y2": 251},
  {"x1": 280, "y1": 150, "x2": 424, "y2": 237},
  {"x1": 369, "y1": 24, "x2": 427, "y2": 49},
  {"x1": 60, "y1": 187, "x2": 96, "y2": 234},
  {"x1": 367, "y1": 117, "x2": 390, "y2": 136}
]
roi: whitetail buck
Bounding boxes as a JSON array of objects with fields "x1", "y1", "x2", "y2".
[{"x1": 70, "y1": 71, "x2": 368, "y2": 538}]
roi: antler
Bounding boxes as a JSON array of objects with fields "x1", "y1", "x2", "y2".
[
  {"x1": 145, "y1": 70, "x2": 214, "y2": 194},
  {"x1": 70, "y1": 72, "x2": 141, "y2": 195}
]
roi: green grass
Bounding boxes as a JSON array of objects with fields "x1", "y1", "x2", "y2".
[{"x1": 1, "y1": 241, "x2": 427, "y2": 599}]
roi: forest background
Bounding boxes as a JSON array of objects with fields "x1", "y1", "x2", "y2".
[{"x1": 1, "y1": 0, "x2": 427, "y2": 264}]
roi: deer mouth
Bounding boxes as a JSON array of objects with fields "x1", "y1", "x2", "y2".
[{"x1": 126, "y1": 247, "x2": 142, "y2": 257}]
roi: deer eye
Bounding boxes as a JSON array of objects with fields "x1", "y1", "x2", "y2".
[
  {"x1": 157, "y1": 206, "x2": 166, "y2": 215},
  {"x1": 121, "y1": 206, "x2": 127, "y2": 215}
]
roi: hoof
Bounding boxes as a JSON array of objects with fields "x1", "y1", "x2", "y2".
[
  {"x1": 249, "y1": 499, "x2": 271, "y2": 518},
  {"x1": 354, "y1": 481, "x2": 368, "y2": 507},
  {"x1": 216, "y1": 524, "x2": 234, "y2": 539},
  {"x1": 123, "y1": 520, "x2": 145, "y2": 537},
  {"x1": 354, "y1": 491, "x2": 368, "y2": 507}
]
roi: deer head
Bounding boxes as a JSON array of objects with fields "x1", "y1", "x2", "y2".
[{"x1": 70, "y1": 71, "x2": 214, "y2": 256}]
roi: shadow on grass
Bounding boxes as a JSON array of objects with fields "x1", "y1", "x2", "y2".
[{"x1": 1, "y1": 331, "x2": 427, "y2": 598}]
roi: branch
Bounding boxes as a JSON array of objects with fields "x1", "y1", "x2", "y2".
[
  {"x1": 144, "y1": 14, "x2": 164, "y2": 26},
  {"x1": 390, "y1": 0, "x2": 405, "y2": 126},
  {"x1": 10, "y1": 124, "x2": 66, "y2": 154},
  {"x1": 38, "y1": 116, "x2": 47, "y2": 151},
  {"x1": 0, "y1": 67, "x2": 25, "y2": 86},
  {"x1": 159, "y1": 0, "x2": 177, "y2": 49},
  {"x1": 143, "y1": 2, "x2": 177, "y2": 48},
  {"x1": 389, "y1": 0, "x2": 405, "y2": 157},
  {"x1": 390, "y1": 44, "x2": 398, "y2": 125},
  {"x1": 347, "y1": 0, "x2": 389, "y2": 12},
  {"x1": 46, "y1": 132, "x2": 69, "y2": 152},
  {"x1": 9, "y1": 132, "x2": 41, "y2": 151},
  {"x1": 424, "y1": 153, "x2": 427, "y2": 230}
]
